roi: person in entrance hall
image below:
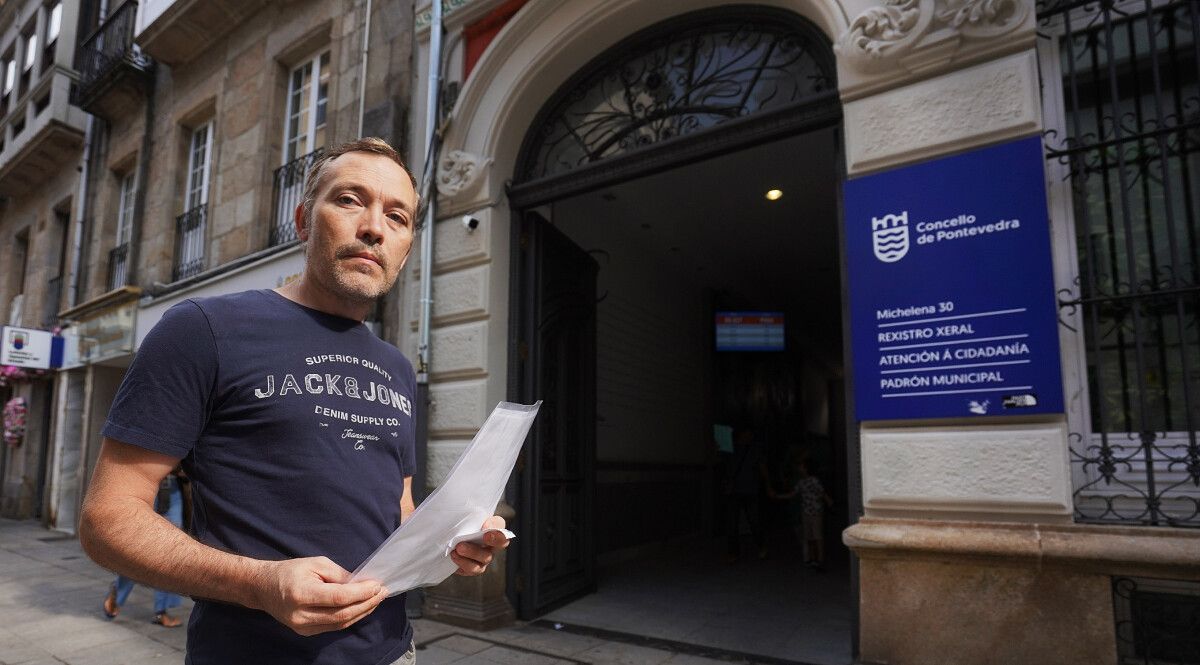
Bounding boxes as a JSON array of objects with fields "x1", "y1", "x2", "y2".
[
  {"x1": 724, "y1": 427, "x2": 769, "y2": 562},
  {"x1": 772, "y1": 457, "x2": 834, "y2": 570},
  {"x1": 79, "y1": 138, "x2": 508, "y2": 665}
]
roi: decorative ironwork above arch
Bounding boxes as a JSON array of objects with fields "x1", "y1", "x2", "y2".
[{"x1": 517, "y1": 7, "x2": 835, "y2": 183}]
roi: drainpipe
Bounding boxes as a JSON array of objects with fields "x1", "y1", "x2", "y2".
[
  {"x1": 417, "y1": 0, "x2": 444, "y2": 383},
  {"x1": 356, "y1": 0, "x2": 372, "y2": 137},
  {"x1": 412, "y1": 0, "x2": 444, "y2": 512},
  {"x1": 66, "y1": 116, "x2": 93, "y2": 309},
  {"x1": 405, "y1": 1, "x2": 445, "y2": 618}
]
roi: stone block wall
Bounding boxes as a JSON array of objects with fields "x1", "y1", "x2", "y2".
[
  {"x1": 80, "y1": 0, "x2": 416, "y2": 303},
  {"x1": 0, "y1": 161, "x2": 80, "y2": 518}
]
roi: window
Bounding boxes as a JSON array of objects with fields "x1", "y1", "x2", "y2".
[
  {"x1": 0, "y1": 52, "x2": 12, "y2": 121},
  {"x1": 186, "y1": 121, "x2": 213, "y2": 210},
  {"x1": 42, "y1": 2, "x2": 60, "y2": 75},
  {"x1": 44, "y1": 208, "x2": 69, "y2": 325},
  {"x1": 283, "y1": 51, "x2": 330, "y2": 162},
  {"x1": 46, "y1": 3, "x2": 61, "y2": 43},
  {"x1": 116, "y1": 170, "x2": 136, "y2": 245},
  {"x1": 19, "y1": 21, "x2": 36, "y2": 95},
  {"x1": 1039, "y1": 0, "x2": 1200, "y2": 526},
  {"x1": 23, "y1": 33, "x2": 37, "y2": 72},
  {"x1": 518, "y1": 11, "x2": 834, "y2": 182},
  {"x1": 109, "y1": 171, "x2": 135, "y2": 290},
  {"x1": 271, "y1": 51, "x2": 329, "y2": 245},
  {"x1": 9, "y1": 228, "x2": 30, "y2": 324},
  {"x1": 175, "y1": 122, "x2": 213, "y2": 280}
]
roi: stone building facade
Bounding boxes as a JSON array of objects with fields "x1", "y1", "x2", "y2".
[
  {"x1": 407, "y1": 0, "x2": 1200, "y2": 662},
  {"x1": 0, "y1": 0, "x2": 85, "y2": 519},
  {"x1": 19, "y1": 0, "x2": 419, "y2": 531}
]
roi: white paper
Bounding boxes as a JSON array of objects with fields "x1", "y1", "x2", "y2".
[
  {"x1": 447, "y1": 528, "x2": 515, "y2": 556},
  {"x1": 351, "y1": 401, "x2": 540, "y2": 595}
]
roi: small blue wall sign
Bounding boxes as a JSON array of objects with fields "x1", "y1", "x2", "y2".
[{"x1": 845, "y1": 135, "x2": 1064, "y2": 421}]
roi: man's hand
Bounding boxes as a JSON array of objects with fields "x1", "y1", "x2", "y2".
[
  {"x1": 81, "y1": 438, "x2": 389, "y2": 637},
  {"x1": 255, "y1": 557, "x2": 389, "y2": 636},
  {"x1": 451, "y1": 515, "x2": 509, "y2": 576}
]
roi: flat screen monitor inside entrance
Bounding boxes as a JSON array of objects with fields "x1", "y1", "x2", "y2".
[{"x1": 715, "y1": 312, "x2": 785, "y2": 352}]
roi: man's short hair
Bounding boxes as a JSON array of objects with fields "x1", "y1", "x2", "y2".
[{"x1": 301, "y1": 137, "x2": 422, "y2": 231}]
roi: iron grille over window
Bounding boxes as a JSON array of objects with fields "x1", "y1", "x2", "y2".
[
  {"x1": 1040, "y1": 0, "x2": 1200, "y2": 526},
  {"x1": 270, "y1": 148, "x2": 321, "y2": 246},
  {"x1": 41, "y1": 275, "x2": 61, "y2": 328},
  {"x1": 518, "y1": 8, "x2": 834, "y2": 182},
  {"x1": 108, "y1": 243, "x2": 129, "y2": 291},
  {"x1": 174, "y1": 205, "x2": 206, "y2": 281}
]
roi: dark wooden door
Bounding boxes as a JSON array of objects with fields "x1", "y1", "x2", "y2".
[{"x1": 514, "y1": 211, "x2": 598, "y2": 618}]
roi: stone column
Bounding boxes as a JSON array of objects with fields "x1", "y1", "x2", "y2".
[
  {"x1": 835, "y1": 0, "x2": 1066, "y2": 521},
  {"x1": 411, "y1": 149, "x2": 518, "y2": 629}
]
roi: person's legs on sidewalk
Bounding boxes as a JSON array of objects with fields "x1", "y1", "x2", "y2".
[
  {"x1": 152, "y1": 483, "x2": 185, "y2": 627},
  {"x1": 104, "y1": 575, "x2": 135, "y2": 618},
  {"x1": 113, "y1": 576, "x2": 135, "y2": 604}
]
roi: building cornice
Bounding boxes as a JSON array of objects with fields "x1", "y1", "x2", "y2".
[
  {"x1": 59, "y1": 286, "x2": 142, "y2": 322},
  {"x1": 846, "y1": 517, "x2": 1200, "y2": 581}
]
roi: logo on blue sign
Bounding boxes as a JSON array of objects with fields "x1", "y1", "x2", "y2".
[{"x1": 871, "y1": 211, "x2": 909, "y2": 263}]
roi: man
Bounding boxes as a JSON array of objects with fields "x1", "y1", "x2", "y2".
[{"x1": 80, "y1": 138, "x2": 506, "y2": 665}]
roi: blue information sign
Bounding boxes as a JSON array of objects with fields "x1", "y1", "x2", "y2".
[{"x1": 845, "y1": 136, "x2": 1064, "y2": 421}]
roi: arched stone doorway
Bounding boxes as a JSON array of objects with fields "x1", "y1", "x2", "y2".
[
  {"x1": 495, "y1": 5, "x2": 850, "y2": 663},
  {"x1": 422, "y1": 0, "x2": 857, "y2": 661}
]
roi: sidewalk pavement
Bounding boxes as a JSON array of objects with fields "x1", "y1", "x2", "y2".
[{"x1": 0, "y1": 518, "x2": 732, "y2": 665}]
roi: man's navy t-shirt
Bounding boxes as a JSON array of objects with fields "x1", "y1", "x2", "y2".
[{"x1": 103, "y1": 289, "x2": 417, "y2": 665}]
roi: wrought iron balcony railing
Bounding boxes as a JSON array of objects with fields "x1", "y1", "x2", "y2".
[
  {"x1": 108, "y1": 243, "x2": 129, "y2": 291},
  {"x1": 173, "y1": 204, "x2": 207, "y2": 281},
  {"x1": 41, "y1": 276, "x2": 62, "y2": 328},
  {"x1": 75, "y1": 1, "x2": 151, "y2": 107},
  {"x1": 270, "y1": 148, "x2": 322, "y2": 247}
]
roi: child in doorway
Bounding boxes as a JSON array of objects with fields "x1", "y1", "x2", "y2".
[{"x1": 772, "y1": 458, "x2": 833, "y2": 569}]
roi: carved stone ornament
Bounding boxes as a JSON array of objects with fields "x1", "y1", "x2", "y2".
[
  {"x1": 836, "y1": 0, "x2": 1030, "y2": 75},
  {"x1": 437, "y1": 150, "x2": 492, "y2": 198}
]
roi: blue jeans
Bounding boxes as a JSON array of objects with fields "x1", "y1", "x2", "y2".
[{"x1": 110, "y1": 478, "x2": 184, "y2": 614}]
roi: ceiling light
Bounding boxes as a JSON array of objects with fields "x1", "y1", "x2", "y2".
[{"x1": 765, "y1": 189, "x2": 783, "y2": 201}]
